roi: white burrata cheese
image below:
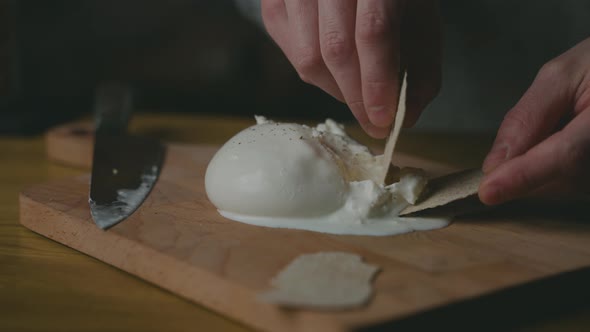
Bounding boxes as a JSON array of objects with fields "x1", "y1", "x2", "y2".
[
  {"x1": 205, "y1": 117, "x2": 449, "y2": 236},
  {"x1": 205, "y1": 119, "x2": 347, "y2": 217}
]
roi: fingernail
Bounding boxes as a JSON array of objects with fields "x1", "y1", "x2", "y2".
[
  {"x1": 367, "y1": 106, "x2": 392, "y2": 128},
  {"x1": 479, "y1": 176, "x2": 505, "y2": 205},
  {"x1": 482, "y1": 144, "x2": 510, "y2": 174},
  {"x1": 365, "y1": 123, "x2": 389, "y2": 139}
]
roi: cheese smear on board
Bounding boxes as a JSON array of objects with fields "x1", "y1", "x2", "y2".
[{"x1": 205, "y1": 117, "x2": 449, "y2": 236}]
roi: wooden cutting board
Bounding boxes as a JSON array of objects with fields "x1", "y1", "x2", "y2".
[{"x1": 20, "y1": 123, "x2": 590, "y2": 332}]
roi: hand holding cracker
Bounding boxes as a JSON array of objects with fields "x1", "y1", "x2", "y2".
[
  {"x1": 480, "y1": 37, "x2": 590, "y2": 205},
  {"x1": 260, "y1": 0, "x2": 442, "y2": 138}
]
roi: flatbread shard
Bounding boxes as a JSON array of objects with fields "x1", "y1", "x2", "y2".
[
  {"x1": 400, "y1": 168, "x2": 483, "y2": 215},
  {"x1": 258, "y1": 252, "x2": 380, "y2": 310},
  {"x1": 378, "y1": 71, "x2": 408, "y2": 184}
]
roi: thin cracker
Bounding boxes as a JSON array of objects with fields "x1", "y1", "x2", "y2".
[
  {"x1": 258, "y1": 252, "x2": 380, "y2": 310},
  {"x1": 400, "y1": 168, "x2": 483, "y2": 215},
  {"x1": 378, "y1": 71, "x2": 408, "y2": 184}
]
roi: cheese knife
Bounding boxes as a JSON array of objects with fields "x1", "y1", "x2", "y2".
[{"x1": 89, "y1": 82, "x2": 165, "y2": 229}]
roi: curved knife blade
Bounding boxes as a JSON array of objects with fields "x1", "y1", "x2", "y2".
[
  {"x1": 89, "y1": 83, "x2": 165, "y2": 230},
  {"x1": 89, "y1": 134, "x2": 164, "y2": 229}
]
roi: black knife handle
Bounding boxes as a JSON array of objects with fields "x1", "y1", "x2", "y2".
[{"x1": 94, "y1": 81, "x2": 134, "y2": 134}]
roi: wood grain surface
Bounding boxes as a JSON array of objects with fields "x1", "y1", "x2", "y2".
[
  {"x1": 3, "y1": 113, "x2": 590, "y2": 332},
  {"x1": 18, "y1": 116, "x2": 590, "y2": 331}
]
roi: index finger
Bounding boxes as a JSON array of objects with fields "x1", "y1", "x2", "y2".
[
  {"x1": 479, "y1": 108, "x2": 590, "y2": 205},
  {"x1": 355, "y1": 0, "x2": 401, "y2": 129},
  {"x1": 318, "y1": 0, "x2": 389, "y2": 138}
]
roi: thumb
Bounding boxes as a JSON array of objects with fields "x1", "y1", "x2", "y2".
[
  {"x1": 483, "y1": 62, "x2": 572, "y2": 174},
  {"x1": 479, "y1": 107, "x2": 590, "y2": 205}
]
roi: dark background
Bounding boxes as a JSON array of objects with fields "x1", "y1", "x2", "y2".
[
  {"x1": 0, "y1": 0, "x2": 352, "y2": 135},
  {"x1": 1, "y1": 0, "x2": 589, "y2": 135}
]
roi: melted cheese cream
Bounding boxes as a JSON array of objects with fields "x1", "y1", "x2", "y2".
[{"x1": 205, "y1": 117, "x2": 449, "y2": 236}]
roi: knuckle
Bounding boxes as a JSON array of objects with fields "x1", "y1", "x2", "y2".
[
  {"x1": 501, "y1": 109, "x2": 533, "y2": 136},
  {"x1": 575, "y1": 87, "x2": 590, "y2": 114},
  {"x1": 492, "y1": 110, "x2": 533, "y2": 153},
  {"x1": 347, "y1": 100, "x2": 367, "y2": 116},
  {"x1": 561, "y1": 137, "x2": 589, "y2": 175},
  {"x1": 362, "y1": 79, "x2": 391, "y2": 106},
  {"x1": 537, "y1": 59, "x2": 567, "y2": 83},
  {"x1": 513, "y1": 167, "x2": 535, "y2": 190},
  {"x1": 356, "y1": 11, "x2": 390, "y2": 43},
  {"x1": 261, "y1": 0, "x2": 283, "y2": 21},
  {"x1": 364, "y1": 79, "x2": 390, "y2": 89},
  {"x1": 294, "y1": 48, "x2": 323, "y2": 83},
  {"x1": 348, "y1": 100, "x2": 365, "y2": 110},
  {"x1": 297, "y1": 71, "x2": 314, "y2": 84},
  {"x1": 321, "y1": 31, "x2": 353, "y2": 64}
]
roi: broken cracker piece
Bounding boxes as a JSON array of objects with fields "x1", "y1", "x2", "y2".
[
  {"x1": 401, "y1": 168, "x2": 483, "y2": 215},
  {"x1": 258, "y1": 252, "x2": 379, "y2": 310}
]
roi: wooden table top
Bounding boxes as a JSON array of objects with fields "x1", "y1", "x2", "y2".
[{"x1": 2, "y1": 113, "x2": 589, "y2": 332}]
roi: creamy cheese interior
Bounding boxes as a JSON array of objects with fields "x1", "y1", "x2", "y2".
[{"x1": 205, "y1": 117, "x2": 449, "y2": 236}]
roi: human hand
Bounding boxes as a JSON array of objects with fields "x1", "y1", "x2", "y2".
[
  {"x1": 479, "y1": 37, "x2": 590, "y2": 205},
  {"x1": 261, "y1": 0, "x2": 442, "y2": 138}
]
